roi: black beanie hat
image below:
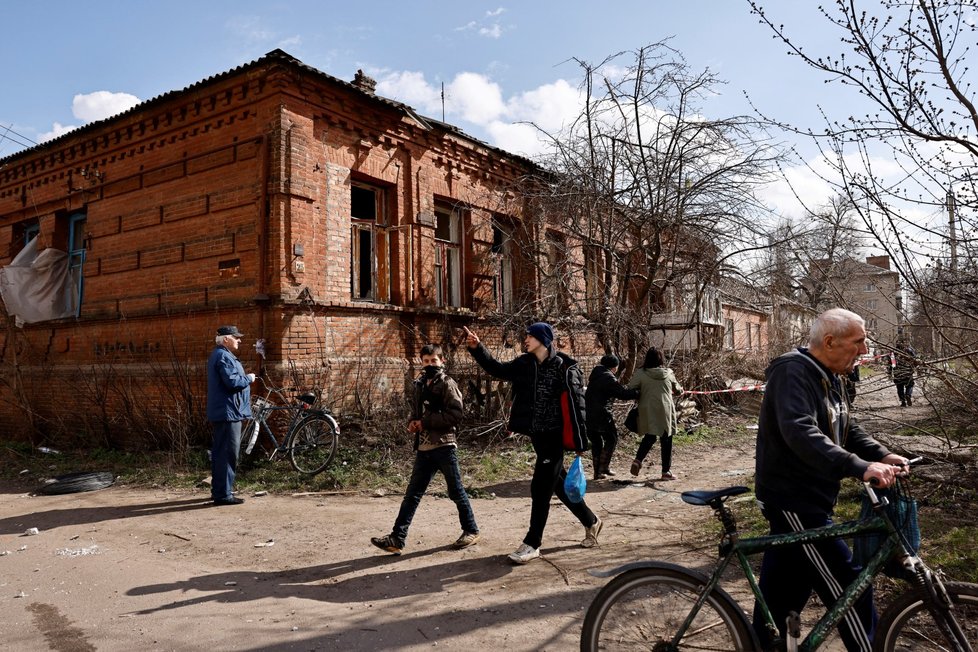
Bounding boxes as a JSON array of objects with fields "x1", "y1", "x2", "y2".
[
  {"x1": 525, "y1": 322, "x2": 554, "y2": 349},
  {"x1": 600, "y1": 354, "x2": 620, "y2": 368}
]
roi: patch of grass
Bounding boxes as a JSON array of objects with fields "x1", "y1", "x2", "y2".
[{"x1": 923, "y1": 525, "x2": 978, "y2": 583}]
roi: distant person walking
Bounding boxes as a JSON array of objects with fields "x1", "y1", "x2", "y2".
[
  {"x1": 463, "y1": 322, "x2": 602, "y2": 565},
  {"x1": 889, "y1": 341, "x2": 918, "y2": 407},
  {"x1": 371, "y1": 344, "x2": 480, "y2": 555},
  {"x1": 628, "y1": 346, "x2": 683, "y2": 481},
  {"x1": 585, "y1": 354, "x2": 639, "y2": 480},
  {"x1": 206, "y1": 325, "x2": 255, "y2": 506}
]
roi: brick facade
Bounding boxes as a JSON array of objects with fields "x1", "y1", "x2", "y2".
[{"x1": 0, "y1": 50, "x2": 550, "y2": 445}]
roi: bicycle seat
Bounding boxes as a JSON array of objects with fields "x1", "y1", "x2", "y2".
[
  {"x1": 296, "y1": 392, "x2": 317, "y2": 405},
  {"x1": 681, "y1": 486, "x2": 750, "y2": 506}
]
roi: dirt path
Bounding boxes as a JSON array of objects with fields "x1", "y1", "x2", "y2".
[{"x1": 0, "y1": 371, "x2": 919, "y2": 651}]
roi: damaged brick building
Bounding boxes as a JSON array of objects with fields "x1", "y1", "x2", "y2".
[{"x1": 0, "y1": 50, "x2": 547, "y2": 444}]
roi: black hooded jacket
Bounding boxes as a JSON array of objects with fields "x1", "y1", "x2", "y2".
[
  {"x1": 755, "y1": 348, "x2": 890, "y2": 514},
  {"x1": 584, "y1": 365, "x2": 639, "y2": 432},
  {"x1": 468, "y1": 342, "x2": 588, "y2": 452}
]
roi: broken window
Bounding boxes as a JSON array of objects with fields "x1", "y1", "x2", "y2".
[
  {"x1": 0, "y1": 211, "x2": 84, "y2": 325},
  {"x1": 350, "y1": 181, "x2": 390, "y2": 302},
  {"x1": 434, "y1": 201, "x2": 463, "y2": 308},
  {"x1": 545, "y1": 230, "x2": 570, "y2": 312},
  {"x1": 725, "y1": 318, "x2": 735, "y2": 349},
  {"x1": 491, "y1": 219, "x2": 514, "y2": 311},
  {"x1": 583, "y1": 244, "x2": 604, "y2": 316},
  {"x1": 23, "y1": 222, "x2": 39, "y2": 247},
  {"x1": 66, "y1": 212, "x2": 86, "y2": 317}
]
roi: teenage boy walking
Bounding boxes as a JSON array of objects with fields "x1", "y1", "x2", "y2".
[
  {"x1": 464, "y1": 322, "x2": 601, "y2": 565},
  {"x1": 371, "y1": 344, "x2": 480, "y2": 555}
]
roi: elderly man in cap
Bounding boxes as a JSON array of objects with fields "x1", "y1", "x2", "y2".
[
  {"x1": 207, "y1": 325, "x2": 256, "y2": 505},
  {"x1": 463, "y1": 322, "x2": 601, "y2": 565}
]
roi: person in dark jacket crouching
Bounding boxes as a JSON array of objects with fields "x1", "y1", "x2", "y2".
[
  {"x1": 585, "y1": 354, "x2": 639, "y2": 480},
  {"x1": 206, "y1": 325, "x2": 256, "y2": 506},
  {"x1": 463, "y1": 322, "x2": 602, "y2": 565},
  {"x1": 751, "y1": 308, "x2": 909, "y2": 650}
]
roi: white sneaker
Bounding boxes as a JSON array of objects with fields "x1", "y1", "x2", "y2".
[
  {"x1": 508, "y1": 543, "x2": 540, "y2": 564},
  {"x1": 581, "y1": 516, "x2": 603, "y2": 548}
]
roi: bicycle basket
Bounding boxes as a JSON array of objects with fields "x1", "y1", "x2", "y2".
[{"x1": 851, "y1": 477, "x2": 920, "y2": 578}]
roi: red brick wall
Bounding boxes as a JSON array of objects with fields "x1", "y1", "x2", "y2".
[{"x1": 0, "y1": 55, "x2": 550, "y2": 445}]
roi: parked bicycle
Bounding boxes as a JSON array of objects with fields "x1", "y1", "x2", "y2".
[
  {"x1": 581, "y1": 469, "x2": 977, "y2": 651},
  {"x1": 240, "y1": 381, "x2": 340, "y2": 476}
]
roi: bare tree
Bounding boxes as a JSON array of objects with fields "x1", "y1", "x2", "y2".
[
  {"x1": 513, "y1": 43, "x2": 779, "y2": 376},
  {"x1": 750, "y1": 0, "x2": 978, "y2": 449}
]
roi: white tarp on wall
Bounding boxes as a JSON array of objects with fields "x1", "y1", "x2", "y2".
[{"x1": 0, "y1": 237, "x2": 76, "y2": 326}]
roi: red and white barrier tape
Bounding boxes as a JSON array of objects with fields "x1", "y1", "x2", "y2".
[{"x1": 682, "y1": 384, "x2": 765, "y2": 396}]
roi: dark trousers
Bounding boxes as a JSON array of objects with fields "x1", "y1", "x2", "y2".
[
  {"x1": 635, "y1": 433, "x2": 673, "y2": 472},
  {"x1": 211, "y1": 420, "x2": 242, "y2": 501},
  {"x1": 589, "y1": 424, "x2": 618, "y2": 473},
  {"x1": 524, "y1": 433, "x2": 597, "y2": 549},
  {"x1": 752, "y1": 508, "x2": 877, "y2": 652},
  {"x1": 895, "y1": 379, "x2": 914, "y2": 405},
  {"x1": 391, "y1": 446, "x2": 479, "y2": 545}
]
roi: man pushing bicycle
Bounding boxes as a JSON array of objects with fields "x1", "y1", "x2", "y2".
[{"x1": 752, "y1": 308, "x2": 910, "y2": 651}]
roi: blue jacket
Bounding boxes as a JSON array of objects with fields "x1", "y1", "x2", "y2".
[
  {"x1": 755, "y1": 348, "x2": 889, "y2": 514},
  {"x1": 206, "y1": 345, "x2": 253, "y2": 422}
]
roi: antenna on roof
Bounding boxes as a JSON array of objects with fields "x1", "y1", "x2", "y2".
[{"x1": 441, "y1": 82, "x2": 445, "y2": 122}]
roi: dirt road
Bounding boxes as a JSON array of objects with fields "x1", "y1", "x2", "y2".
[{"x1": 0, "y1": 372, "x2": 918, "y2": 651}]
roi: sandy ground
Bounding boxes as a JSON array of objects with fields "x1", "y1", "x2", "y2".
[{"x1": 0, "y1": 372, "x2": 923, "y2": 651}]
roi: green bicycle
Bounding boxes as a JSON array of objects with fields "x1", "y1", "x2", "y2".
[{"x1": 581, "y1": 474, "x2": 977, "y2": 651}]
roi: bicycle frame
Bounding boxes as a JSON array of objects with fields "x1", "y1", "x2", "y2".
[
  {"x1": 249, "y1": 403, "x2": 302, "y2": 459},
  {"x1": 720, "y1": 515, "x2": 897, "y2": 650},
  {"x1": 245, "y1": 389, "x2": 311, "y2": 459}
]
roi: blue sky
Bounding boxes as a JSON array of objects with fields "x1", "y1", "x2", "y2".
[{"x1": 0, "y1": 1, "x2": 857, "y2": 218}]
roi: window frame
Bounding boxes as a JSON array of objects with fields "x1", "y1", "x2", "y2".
[
  {"x1": 491, "y1": 219, "x2": 514, "y2": 312},
  {"x1": 24, "y1": 222, "x2": 39, "y2": 247},
  {"x1": 434, "y1": 201, "x2": 464, "y2": 308},
  {"x1": 67, "y1": 211, "x2": 86, "y2": 317},
  {"x1": 350, "y1": 180, "x2": 391, "y2": 303}
]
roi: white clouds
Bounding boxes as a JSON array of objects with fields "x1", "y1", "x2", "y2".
[
  {"x1": 377, "y1": 68, "x2": 583, "y2": 157},
  {"x1": 479, "y1": 24, "x2": 503, "y2": 39},
  {"x1": 72, "y1": 91, "x2": 141, "y2": 122},
  {"x1": 37, "y1": 90, "x2": 141, "y2": 144},
  {"x1": 505, "y1": 79, "x2": 581, "y2": 132},
  {"x1": 227, "y1": 15, "x2": 275, "y2": 43},
  {"x1": 448, "y1": 73, "x2": 507, "y2": 124},
  {"x1": 38, "y1": 121, "x2": 79, "y2": 143},
  {"x1": 455, "y1": 7, "x2": 509, "y2": 39},
  {"x1": 226, "y1": 15, "x2": 301, "y2": 51},
  {"x1": 376, "y1": 71, "x2": 442, "y2": 111}
]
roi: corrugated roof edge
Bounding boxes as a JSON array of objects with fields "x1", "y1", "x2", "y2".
[{"x1": 1, "y1": 49, "x2": 540, "y2": 171}]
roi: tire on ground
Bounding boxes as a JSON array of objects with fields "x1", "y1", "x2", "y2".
[{"x1": 36, "y1": 471, "x2": 116, "y2": 495}]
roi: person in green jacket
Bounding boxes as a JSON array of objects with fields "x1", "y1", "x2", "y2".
[{"x1": 628, "y1": 346, "x2": 684, "y2": 480}]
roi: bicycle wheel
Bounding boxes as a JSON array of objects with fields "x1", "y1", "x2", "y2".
[
  {"x1": 287, "y1": 414, "x2": 338, "y2": 475},
  {"x1": 580, "y1": 563, "x2": 756, "y2": 651},
  {"x1": 874, "y1": 581, "x2": 978, "y2": 651}
]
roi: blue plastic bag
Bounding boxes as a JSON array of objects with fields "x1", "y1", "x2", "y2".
[{"x1": 564, "y1": 456, "x2": 587, "y2": 503}]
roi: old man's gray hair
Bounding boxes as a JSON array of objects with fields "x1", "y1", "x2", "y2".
[{"x1": 808, "y1": 308, "x2": 865, "y2": 348}]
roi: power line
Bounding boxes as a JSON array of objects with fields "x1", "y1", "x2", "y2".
[{"x1": 0, "y1": 123, "x2": 38, "y2": 152}]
